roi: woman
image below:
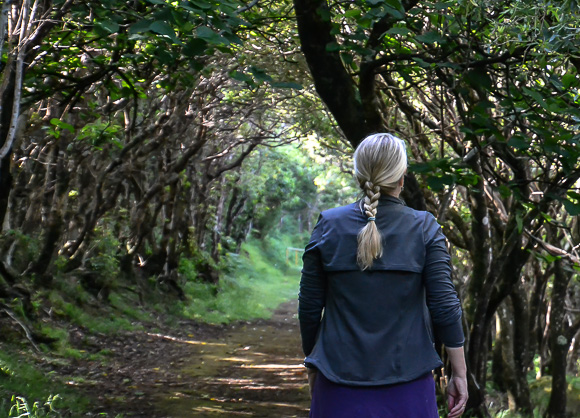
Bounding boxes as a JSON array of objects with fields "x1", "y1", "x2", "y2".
[{"x1": 299, "y1": 133, "x2": 468, "y2": 417}]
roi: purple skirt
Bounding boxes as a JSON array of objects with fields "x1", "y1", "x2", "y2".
[{"x1": 309, "y1": 372, "x2": 439, "y2": 418}]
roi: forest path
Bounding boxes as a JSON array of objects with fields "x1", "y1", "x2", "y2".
[
  {"x1": 76, "y1": 300, "x2": 311, "y2": 417},
  {"x1": 150, "y1": 300, "x2": 310, "y2": 417}
]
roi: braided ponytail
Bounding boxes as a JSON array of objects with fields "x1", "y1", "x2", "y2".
[
  {"x1": 354, "y1": 133, "x2": 407, "y2": 270},
  {"x1": 357, "y1": 182, "x2": 382, "y2": 270}
]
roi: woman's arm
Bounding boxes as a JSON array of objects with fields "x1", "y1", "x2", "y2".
[
  {"x1": 423, "y1": 213, "x2": 468, "y2": 415},
  {"x1": 446, "y1": 346, "x2": 468, "y2": 418},
  {"x1": 422, "y1": 213, "x2": 464, "y2": 347},
  {"x1": 298, "y1": 215, "x2": 327, "y2": 357},
  {"x1": 299, "y1": 215, "x2": 326, "y2": 397}
]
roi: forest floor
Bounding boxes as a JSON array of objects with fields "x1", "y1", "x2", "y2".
[{"x1": 54, "y1": 300, "x2": 310, "y2": 417}]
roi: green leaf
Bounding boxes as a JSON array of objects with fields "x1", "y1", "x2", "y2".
[
  {"x1": 358, "y1": 17, "x2": 372, "y2": 28},
  {"x1": 155, "y1": 48, "x2": 175, "y2": 65},
  {"x1": 563, "y1": 199, "x2": 580, "y2": 216},
  {"x1": 150, "y1": 21, "x2": 178, "y2": 42},
  {"x1": 456, "y1": 173, "x2": 479, "y2": 186},
  {"x1": 383, "y1": 5, "x2": 405, "y2": 20},
  {"x1": 465, "y1": 68, "x2": 493, "y2": 91},
  {"x1": 434, "y1": 2, "x2": 454, "y2": 10},
  {"x1": 412, "y1": 57, "x2": 430, "y2": 68},
  {"x1": 498, "y1": 185, "x2": 512, "y2": 199},
  {"x1": 197, "y1": 26, "x2": 228, "y2": 45},
  {"x1": 415, "y1": 31, "x2": 445, "y2": 44},
  {"x1": 508, "y1": 136, "x2": 530, "y2": 150},
  {"x1": 50, "y1": 118, "x2": 74, "y2": 133},
  {"x1": 189, "y1": 0, "x2": 213, "y2": 9},
  {"x1": 250, "y1": 67, "x2": 272, "y2": 83},
  {"x1": 386, "y1": 27, "x2": 411, "y2": 36},
  {"x1": 270, "y1": 81, "x2": 304, "y2": 90},
  {"x1": 562, "y1": 73, "x2": 578, "y2": 89},
  {"x1": 409, "y1": 162, "x2": 432, "y2": 173},
  {"x1": 340, "y1": 52, "x2": 353, "y2": 65},
  {"x1": 129, "y1": 19, "x2": 153, "y2": 34},
  {"x1": 222, "y1": 32, "x2": 243, "y2": 45},
  {"x1": 183, "y1": 38, "x2": 207, "y2": 57},
  {"x1": 229, "y1": 70, "x2": 253, "y2": 83},
  {"x1": 515, "y1": 213, "x2": 523, "y2": 234},
  {"x1": 385, "y1": 0, "x2": 405, "y2": 12},
  {"x1": 96, "y1": 20, "x2": 120, "y2": 34},
  {"x1": 345, "y1": 9, "x2": 361, "y2": 18},
  {"x1": 522, "y1": 86, "x2": 548, "y2": 110},
  {"x1": 426, "y1": 174, "x2": 455, "y2": 191},
  {"x1": 325, "y1": 42, "x2": 341, "y2": 52},
  {"x1": 543, "y1": 253, "x2": 559, "y2": 263}
]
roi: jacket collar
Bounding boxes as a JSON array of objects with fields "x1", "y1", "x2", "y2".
[{"x1": 378, "y1": 195, "x2": 405, "y2": 206}]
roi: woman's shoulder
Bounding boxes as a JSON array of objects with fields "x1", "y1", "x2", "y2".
[{"x1": 319, "y1": 202, "x2": 359, "y2": 220}]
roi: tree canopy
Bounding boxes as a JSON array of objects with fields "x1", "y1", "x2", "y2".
[{"x1": 0, "y1": 0, "x2": 579, "y2": 416}]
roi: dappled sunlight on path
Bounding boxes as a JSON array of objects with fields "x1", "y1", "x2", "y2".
[{"x1": 152, "y1": 300, "x2": 310, "y2": 417}]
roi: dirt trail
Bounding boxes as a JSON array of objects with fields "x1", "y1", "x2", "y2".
[
  {"x1": 64, "y1": 299, "x2": 308, "y2": 417},
  {"x1": 149, "y1": 300, "x2": 310, "y2": 417},
  {"x1": 41, "y1": 300, "x2": 310, "y2": 416}
]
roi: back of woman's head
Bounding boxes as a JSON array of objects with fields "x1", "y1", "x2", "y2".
[{"x1": 354, "y1": 133, "x2": 407, "y2": 270}]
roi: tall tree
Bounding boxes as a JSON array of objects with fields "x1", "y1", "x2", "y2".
[{"x1": 292, "y1": 0, "x2": 580, "y2": 415}]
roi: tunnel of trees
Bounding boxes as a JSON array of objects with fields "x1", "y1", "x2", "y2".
[{"x1": 0, "y1": 0, "x2": 579, "y2": 417}]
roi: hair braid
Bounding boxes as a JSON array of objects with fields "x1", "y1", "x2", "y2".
[
  {"x1": 357, "y1": 181, "x2": 383, "y2": 270},
  {"x1": 363, "y1": 181, "x2": 380, "y2": 219}
]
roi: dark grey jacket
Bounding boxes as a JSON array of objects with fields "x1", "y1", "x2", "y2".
[{"x1": 298, "y1": 195, "x2": 464, "y2": 386}]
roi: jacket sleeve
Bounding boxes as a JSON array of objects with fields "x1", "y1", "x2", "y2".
[
  {"x1": 422, "y1": 212, "x2": 464, "y2": 348},
  {"x1": 298, "y1": 214, "x2": 327, "y2": 357}
]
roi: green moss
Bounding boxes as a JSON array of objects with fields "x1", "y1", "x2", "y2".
[{"x1": 48, "y1": 290, "x2": 139, "y2": 335}]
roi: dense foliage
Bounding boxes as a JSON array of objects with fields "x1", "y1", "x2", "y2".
[
  {"x1": 0, "y1": 0, "x2": 579, "y2": 416},
  {"x1": 0, "y1": 0, "x2": 329, "y2": 292}
]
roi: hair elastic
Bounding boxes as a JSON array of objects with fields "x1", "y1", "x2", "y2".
[{"x1": 367, "y1": 217, "x2": 376, "y2": 222}]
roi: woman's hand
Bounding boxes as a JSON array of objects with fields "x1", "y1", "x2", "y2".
[
  {"x1": 445, "y1": 346, "x2": 468, "y2": 417},
  {"x1": 447, "y1": 374, "x2": 468, "y2": 418},
  {"x1": 307, "y1": 368, "x2": 318, "y2": 397}
]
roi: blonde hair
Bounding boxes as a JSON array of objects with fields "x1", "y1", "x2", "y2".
[{"x1": 354, "y1": 133, "x2": 407, "y2": 270}]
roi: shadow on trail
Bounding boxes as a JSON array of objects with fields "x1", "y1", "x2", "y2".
[{"x1": 151, "y1": 300, "x2": 310, "y2": 417}]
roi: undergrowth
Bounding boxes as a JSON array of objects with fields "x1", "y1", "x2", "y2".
[
  {"x1": 0, "y1": 351, "x2": 90, "y2": 417},
  {"x1": 0, "y1": 233, "x2": 306, "y2": 416},
  {"x1": 177, "y1": 234, "x2": 303, "y2": 323}
]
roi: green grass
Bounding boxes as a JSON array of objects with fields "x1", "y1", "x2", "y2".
[
  {"x1": 178, "y1": 235, "x2": 303, "y2": 324},
  {"x1": 0, "y1": 351, "x2": 90, "y2": 417}
]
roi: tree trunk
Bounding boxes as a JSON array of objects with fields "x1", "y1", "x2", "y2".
[
  {"x1": 30, "y1": 139, "x2": 70, "y2": 281},
  {"x1": 494, "y1": 298, "x2": 533, "y2": 414},
  {"x1": 509, "y1": 285, "x2": 533, "y2": 414},
  {"x1": 293, "y1": 0, "x2": 375, "y2": 145},
  {"x1": 545, "y1": 260, "x2": 571, "y2": 418},
  {"x1": 211, "y1": 176, "x2": 227, "y2": 262},
  {"x1": 568, "y1": 328, "x2": 580, "y2": 375},
  {"x1": 0, "y1": 64, "x2": 16, "y2": 227}
]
